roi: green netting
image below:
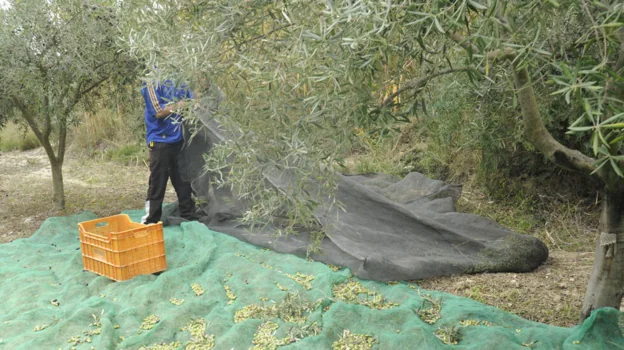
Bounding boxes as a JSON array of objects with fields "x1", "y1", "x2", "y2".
[{"x1": 0, "y1": 211, "x2": 622, "y2": 350}]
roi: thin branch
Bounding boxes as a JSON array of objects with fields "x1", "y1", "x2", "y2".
[
  {"x1": 90, "y1": 53, "x2": 120, "y2": 73},
  {"x1": 449, "y1": 32, "x2": 476, "y2": 54},
  {"x1": 78, "y1": 75, "x2": 110, "y2": 98},
  {"x1": 450, "y1": 32, "x2": 519, "y2": 62},
  {"x1": 64, "y1": 75, "x2": 110, "y2": 116},
  {"x1": 615, "y1": 28, "x2": 624, "y2": 76},
  {"x1": 495, "y1": 4, "x2": 513, "y2": 34},
  {"x1": 217, "y1": 23, "x2": 295, "y2": 64},
  {"x1": 381, "y1": 67, "x2": 474, "y2": 107},
  {"x1": 23, "y1": 43, "x2": 54, "y2": 140},
  {"x1": 582, "y1": 0, "x2": 608, "y2": 66},
  {"x1": 238, "y1": 23, "x2": 293, "y2": 47},
  {"x1": 37, "y1": 11, "x2": 79, "y2": 61},
  {"x1": 486, "y1": 47, "x2": 518, "y2": 62}
]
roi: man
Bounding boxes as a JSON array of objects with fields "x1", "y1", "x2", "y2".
[{"x1": 141, "y1": 79, "x2": 197, "y2": 224}]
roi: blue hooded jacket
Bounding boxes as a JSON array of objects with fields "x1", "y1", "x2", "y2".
[{"x1": 141, "y1": 79, "x2": 193, "y2": 146}]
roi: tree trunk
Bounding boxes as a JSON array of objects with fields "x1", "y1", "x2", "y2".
[
  {"x1": 50, "y1": 158, "x2": 65, "y2": 211},
  {"x1": 581, "y1": 188, "x2": 624, "y2": 320}
]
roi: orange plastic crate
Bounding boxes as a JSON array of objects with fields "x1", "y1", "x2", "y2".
[{"x1": 78, "y1": 214, "x2": 167, "y2": 281}]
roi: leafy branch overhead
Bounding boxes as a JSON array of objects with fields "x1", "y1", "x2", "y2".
[{"x1": 124, "y1": 0, "x2": 624, "y2": 229}]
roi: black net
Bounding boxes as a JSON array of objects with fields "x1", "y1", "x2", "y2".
[{"x1": 164, "y1": 94, "x2": 549, "y2": 281}]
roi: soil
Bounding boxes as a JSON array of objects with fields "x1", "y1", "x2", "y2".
[
  {"x1": 417, "y1": 250, "x2": 594, "y2": 327},
  {"x1": 0, "y1": 148, "x2": 607, "y2": 327},
  {"x1": 0, "y1": 148, "x2": 176, "y2": 243}
]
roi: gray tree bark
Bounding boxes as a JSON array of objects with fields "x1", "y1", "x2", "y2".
[
  {"x1": 581, "y1": 188, "x2": 624, "y2": 319},
  {"x1": 509, "y1": 63, "x2": 624, "y2": 322},
  {"x1": 50, "y1": 158, "x2": 65, "y2": 211}
]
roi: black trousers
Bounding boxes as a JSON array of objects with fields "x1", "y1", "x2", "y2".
[{"x1": 142, "y1": 141, "x2": 196, "y2": 224}]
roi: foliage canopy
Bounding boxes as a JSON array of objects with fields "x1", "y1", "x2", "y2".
[{"x1": 124, "y1": 0, "x2": 624, "y2": 229}]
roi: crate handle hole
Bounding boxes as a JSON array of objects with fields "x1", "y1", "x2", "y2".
[
  {"x1": 135, "y1": 231, "x2": 149, "y2": 238},
  {"x1": 96, "y1": 222, "x2": 109, "y2": 228},
  {"x1": 94, "y1": 248, "x2": 106, "y2": 259}
]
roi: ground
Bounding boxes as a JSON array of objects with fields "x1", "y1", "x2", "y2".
[
  {"x1": 0, "y1": 147, "x2": 176, "y2": 242},
  {"x1": 417, "y1": 250, "x2": 593, "y2": 327},
  {"x1": 0, "y1": 148, "x2": 600, "y2": 327}
]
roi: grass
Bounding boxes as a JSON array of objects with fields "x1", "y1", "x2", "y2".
[
  {"x1": 457, "y1": 188, "x2": 598, "y2": 252},
  {"x1": 71, "y1": 107, "x2": 147, "y2": 165},
  {"x1": 72, "y1": 108, "x2": 136, "y2": 151},
  {"x1": 342, "y1": 133, "x2": 413, "y2": 177},
  {"x1": 104, "y1": 144, "x2": 149, "y2": 166},
  {"x1": 1, "y1": 107, "x2": 147, "y2": 166},
  {"x1": 0, "y1": 122, "x2": 40, "y2": 152}
]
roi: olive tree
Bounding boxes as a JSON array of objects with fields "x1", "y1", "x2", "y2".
[
  {"x1": 127, "y1": 0, "x2": 624, "y2": 320},
  {"x1": 0, "y1": 0, "x2": 135, "y2": 210}
]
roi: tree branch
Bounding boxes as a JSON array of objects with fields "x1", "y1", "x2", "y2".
[
  {"x1": 381, "y1": 67, "x2": 474, "y2": 107},
  {"x1": 41, "y1": 71, "x2": 52, "y2": 141},
  {"x1": 239, "y1": 23, "x2": 293, "y2": 47},
  {"x1": 486, "y1": 47, "x2": 518, "y2": 62},
  {"x1": 78, "y1": 75, "x2": 111, "y2": 98},
  {"x1": 57, "y1": 114, "x2": 67, "y2": 165},
  {"x1": 450, "y1": 32, "x2": 519, "y2": 62},
  {"x1": 10, "y1": 97, "x2": 38, "y2": 136},
  {"x1": 64, "y1": 75, "x2": 110, "y2": 116},
  {"x1": 23, "y1": 44, "x2": 54, "y2": 141},
  {"x1": 449, "y1": 32, "x2": 597, "y2": 174},
  {"x1": 615, "y1": 28, "x2": 624, "y2": 77},
  {"x1": 513, "y1": 65, "x2": 597, "y2": 173},
  {"x1": 11, "y1": 96, "x2": 58, "y2": 164},
  {"x1": 54, "y1": 73, "x2": 111, "y2": 164},
  {"x1": 449, "y1": 32, "x2": 476, "y2": 54},
  {"x1": 217, "y1": 22, "x2": 295, "y2": 63},
  {"x1": 582, "y1": 0, "x2": 608, "y2": 65}
]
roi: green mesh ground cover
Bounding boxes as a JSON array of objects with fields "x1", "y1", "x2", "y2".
[{"x1": 0, "y1": 211, "x2": 622, "y2": 350}]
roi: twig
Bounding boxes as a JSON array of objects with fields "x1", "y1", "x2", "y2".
[
  {"x1": 238, "y1": 24, "x2": 294, "y2": 47},
  {"x1": 581, "y1": 0, "x2": 608, "y2": 66},
  {"x1": 381, "y1": 67, "x2": 474, "y2": 107}
]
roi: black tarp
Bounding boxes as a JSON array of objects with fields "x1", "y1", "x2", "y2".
[{"x1": 164, "y1": 94, "x2": 549, "y2": 281}]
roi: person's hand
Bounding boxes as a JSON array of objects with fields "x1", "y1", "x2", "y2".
[
  {"x1": 163, "y1": 103, "x2": 176, "y2": 113},
  {"x1": 156, "y1": 100, "x2": 192, "y2": 119},
  {"x1": 174, "y1": 100, "x2": 189, "y2": 111}
]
